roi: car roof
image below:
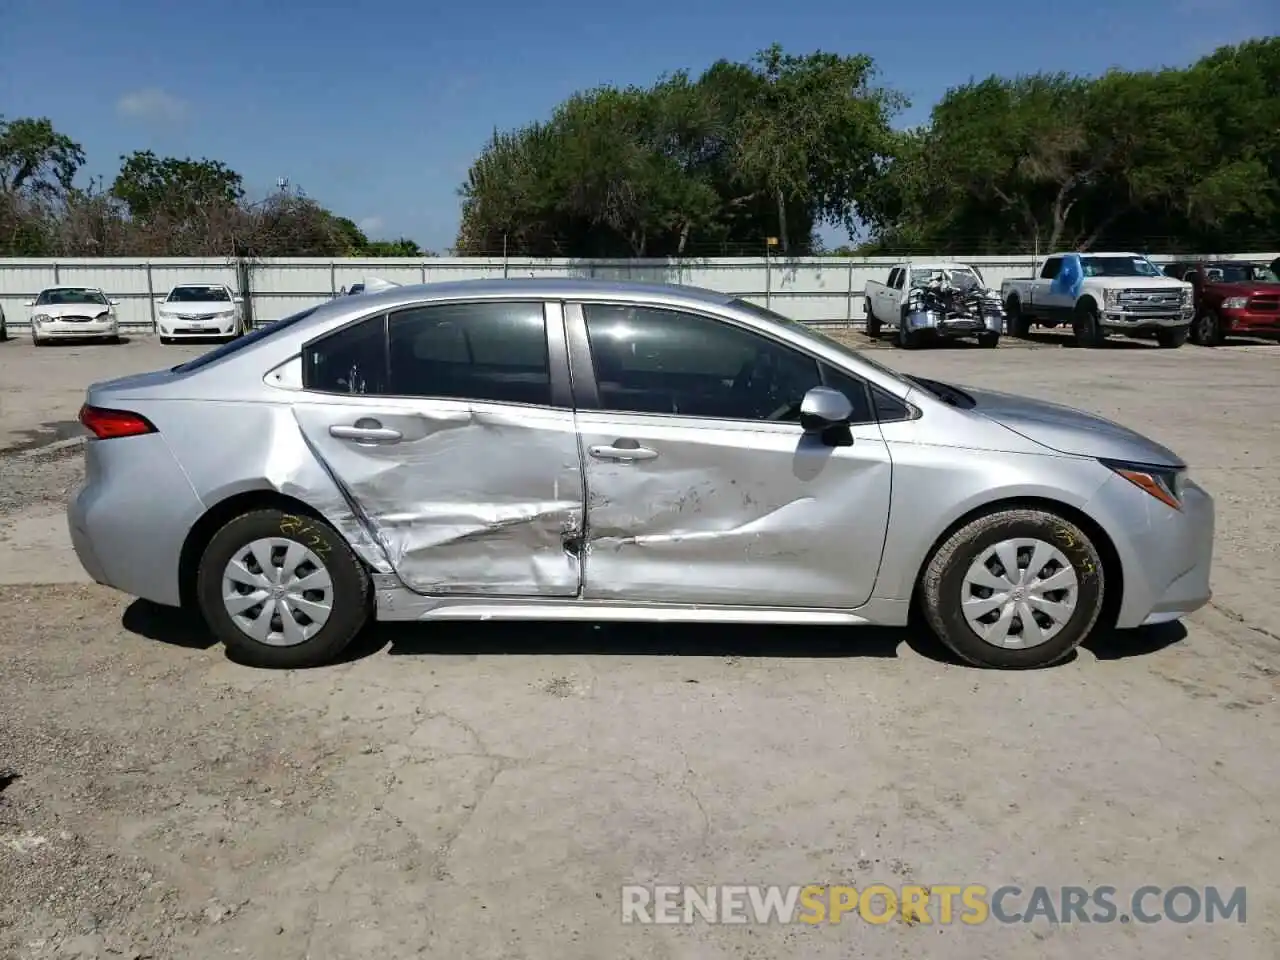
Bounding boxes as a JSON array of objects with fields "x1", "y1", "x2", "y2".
[
  {"x1": 293, "y1": 277, "x2": 736, "y2": 329},
  {"x1": 39, "y1": 285, "x2": 103, "y2": 292},
  {"x1": 170, "y1": 281, "x2": 228, "y2": 287}
]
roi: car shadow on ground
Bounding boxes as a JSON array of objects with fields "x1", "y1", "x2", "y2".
[
  {"x1": 1015, "y1": 331, "x2": 1156, "y2": 349},
  {"x1": 120, "y1": 599, "x2": 1189, "y2": 671}
]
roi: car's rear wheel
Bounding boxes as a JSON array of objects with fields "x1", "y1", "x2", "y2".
[
  {"x1": 920, "y1": 507, "x2": 1106, "y2": 669},
  {"x1": 196, "y1": 508, "x2": 371, "y2": 668},
  {"x1": 977, "y1": 333, "x2": 999, "y2": 348},
  {"x1": 1006, "y1": 296, "x2": 1031, "y2": 337}
]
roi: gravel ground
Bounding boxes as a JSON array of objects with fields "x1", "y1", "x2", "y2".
[{"x1": 1, "y1": 330, "x2": 1278, "y2": 960}]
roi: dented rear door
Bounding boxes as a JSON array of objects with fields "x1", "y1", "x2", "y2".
[{"x1": 577, "y1": 414, "x2": 892, "y2": 608}]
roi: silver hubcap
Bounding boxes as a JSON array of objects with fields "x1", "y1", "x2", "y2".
[
  {"x1": 222, "y1": 538, "x2": 333, "y2": 646},
  {"x1": 961, "y1": 538, "x2": 1079, "y2": 648}
]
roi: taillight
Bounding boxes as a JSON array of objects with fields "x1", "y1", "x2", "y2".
[{"x1": 78, "y1": 404, "x2": 157, "y2": 440}]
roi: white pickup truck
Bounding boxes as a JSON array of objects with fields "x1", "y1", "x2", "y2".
[
  {"x1": 864, "y1": 261, "x2": 1004, "y2": 348},
  {"x1": 1001, "y1": 251, "x2": 1194, "y2": 348}
]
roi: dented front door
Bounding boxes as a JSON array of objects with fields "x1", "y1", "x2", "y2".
[
  {"x1": 292, "y1": 399, "x2": 584, "y2": 596},
  {"x1": 578, "y1": 414, "x2": 893, "y2": 608}
]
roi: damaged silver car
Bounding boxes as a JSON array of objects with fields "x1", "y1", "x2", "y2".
[{"x1": 68, "y1": 279, "x2": 1214, "y2": 670}]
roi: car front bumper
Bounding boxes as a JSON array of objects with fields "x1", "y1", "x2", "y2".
[
  {"x1": 33, "y1": 319, "x2": 118, "y2": 339},
  {"x1": 1222, "y1": 307, "x2": 1280, "y2": 334},
  {"x1": 1085, "y1": 472, "x2": 1214, "y2": 629},
  {"x1": 1099, "y1": 306, "x2": 1195, "y2": 331},
  {"x1": 158, "y1": 316, "x2": 239, "y2": 337}
]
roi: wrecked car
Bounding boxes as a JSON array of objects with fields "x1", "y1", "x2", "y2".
[
  {"x1": 864, "y1": 261, "x2": 1004, "y2": 348},
  {"x1": 69, "y1": 278, "x2": 1214, "y2": 670}
]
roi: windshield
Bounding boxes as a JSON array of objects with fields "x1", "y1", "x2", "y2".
[
  {"x1": 1080, "y1": 256, "x2": 1164, "y2": 278},
  {"x1": 36, "y1": 288, "x2": 108, "y2": 306},
  {"x1": 729, "y1": 299, "x2": 915, "y2": 389},
  {"x1": 168, "y1": 286, "x2": 230, "y2": 302},
  {"x1": 172, "y1": 306, "x2": 319, "y2": 373},
  {"x1": 1202, "y1": 263, "x2": 1279, "y2": 283},
  {"x1": 909, "y1": 267, "x2": 981, "y2": 289}
]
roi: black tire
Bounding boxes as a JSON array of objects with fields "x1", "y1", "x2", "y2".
[
  {"x1": 1155, "y1": 325, "x2": 1189, "y2": 349},
  {"x1": 196, "y1": 508, "x2": 371, "y2": 668},
  {"x1": 1006, "y1": 297, "x2": 1032, "y2": 337},
  {"x1": 1190, "y1": 310, "x2": 1223, "y2": 346},
  {"x1": 865, "y1": 299, "x2": 881, "y2": 339},
  {"x1": 1072, "y1": 301, "x2": 1105, "y2": 347},
  {"x1": 920, "y1": 507, "x2": 1106, "y2": 669},
  {"x1": 977, "y1": 333, "x2": 999, "y2": 348}
]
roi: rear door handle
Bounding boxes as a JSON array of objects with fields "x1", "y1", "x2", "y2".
[
  {"x1": 330, "y1": 424, "x2": 402, "y2": 443},
  {"x1": 589, "y1": 443, "x2": 658, "y2": 462}
]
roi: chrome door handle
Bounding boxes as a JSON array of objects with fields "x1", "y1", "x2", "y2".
[
  {"x1": 330, "y1": 424, "x2": 402, "y2": 443},
  {"x1": 589, "y1": 444, "x2": 658, "y2": 462}
]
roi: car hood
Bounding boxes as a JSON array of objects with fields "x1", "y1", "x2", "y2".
[
  {"x1": 159, "y1": 301, "x2": 234, "y2": 314},
  {"x1": 33, "y1": 303, "x2": 111, "y2": 317},
  {"x1": 958, "y1": 384, "x2": 1185, "y2": 467},
  {"x1": 1083, "y1": 276, "x2": 1187, "y2": 289}
]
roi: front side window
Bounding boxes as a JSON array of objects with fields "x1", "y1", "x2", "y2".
[
  {"x1": 1039, "y1": 258, "x2": 1062, "y2": 280},
  {"x1": 36, "y1": 288, "x2": 108, "y2": 306},
  {"x1": 582, "y1": 303, "x2": 872, "y2": 423},
  {"x1": 387, "y1": 301, "x2": 551, "y2": 405}
]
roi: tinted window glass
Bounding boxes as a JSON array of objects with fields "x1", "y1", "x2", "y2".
[
  {"x1": 387, "y1": 301, "x2": 551, "y2": 406},
  {"x1": 304, "y1": 315, "x2": 388, "y2": 394},
  {"x1": 871, "y1": 385, "x2": 912, "y2": 422},
  {"x1": 583, "y1": 303, "x2": 824, "y2": 421},
  {"x1": 818, "y1": 364, "x2": 875, "y2": 424},
  {"x1": 1039, "y1": 258, "x2": 1062, "y2": 280}
]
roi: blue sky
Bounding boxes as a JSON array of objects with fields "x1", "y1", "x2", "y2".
[{"x1": 3, "y1": 0, "x2": 1276, "y2": 252}]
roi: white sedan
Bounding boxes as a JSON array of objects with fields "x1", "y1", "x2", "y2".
[
  {"x1": 28, "y1": 287, "x2": 121, "y2": 345},
  {"x1": 156, "y1": 283, "x2": 245, "y2": 343}
]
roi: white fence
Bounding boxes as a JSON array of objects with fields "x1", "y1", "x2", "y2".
[{"x1": 2, "y1": 253, "x2": 1276, "y2": 333}]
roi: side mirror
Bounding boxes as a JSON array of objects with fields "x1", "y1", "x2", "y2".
[
  {"x1": 799, "y1": 386, "x2": 853, "y2": 431},
  {"x1": 109, "y1": 299, "x2": 121, "y2": 306},
  {"x1": 25, "y1": 301, "x2": 35, "y2": 307},
  {"x1": 233, "y1": 296, "x2": 244, "y2": 303}
]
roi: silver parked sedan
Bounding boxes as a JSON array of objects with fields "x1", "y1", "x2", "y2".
[{"x1": 68, "y1": 279, "x2": 1214, "y2": 670}]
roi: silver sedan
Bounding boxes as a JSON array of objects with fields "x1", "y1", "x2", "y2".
[{"x1": 68, "y1": 278, "x2": 1214, "y2": 669}]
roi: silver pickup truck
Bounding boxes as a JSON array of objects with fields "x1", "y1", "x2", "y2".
[{"x1": 1001, "y1": 252, "x2": 1194, "y2": 348}]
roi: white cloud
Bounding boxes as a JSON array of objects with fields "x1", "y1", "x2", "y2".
[
  {"x1": 116, "y1": 88, "x2": 189, "y2": 123},
  {"x1": 357, "y1": 216, "x2": 384, "y2": 235}
]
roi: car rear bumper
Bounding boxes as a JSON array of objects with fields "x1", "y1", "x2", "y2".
[
  {"x1": 67, "y1": 433, "x2": 206, "y2": 607},
  {"x1": 1085, "y1": 473, "x2": 1214, "y2": 629}
]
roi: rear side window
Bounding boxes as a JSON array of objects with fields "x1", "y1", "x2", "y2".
[
  {"x1": 1039, "y1": 258, "x2": 1062, "y2": 280},
  {"x1": 303, "y1": 315, "x2": 388, "y2": 394},
  {"x1": 174, "y1": 306, "x2": 318, "y2": 373},
  {"x1": 387, "y1": 301, "x2": 551, "y2": 406}
]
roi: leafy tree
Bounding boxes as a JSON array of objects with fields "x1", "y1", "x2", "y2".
[
  {"x1": 111, "y1": 151, "x2": 245, "y2": 221},
  {"x1": 0, "y1": 116, "x2": 85, "y2": 198}
]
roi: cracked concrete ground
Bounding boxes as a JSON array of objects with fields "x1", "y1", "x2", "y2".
[{"x1": 1, "y1": 331, "x2": 1278, "y2": 959}]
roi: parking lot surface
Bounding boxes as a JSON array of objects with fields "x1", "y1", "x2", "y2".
[{"x1": 1, "y1": 331, "x2": 1278, "y2": 959}]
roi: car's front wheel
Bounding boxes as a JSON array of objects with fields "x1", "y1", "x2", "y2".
[
  {"x1": 920, "y1": 507, "x2": 1106, "y2": 668},
  {"x1": 196, "y1": 508, "x2": 371, "y2": 668}
]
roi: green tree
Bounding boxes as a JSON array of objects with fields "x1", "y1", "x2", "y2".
[
  {"x1": 0, "y1": 116, "x2": 85, "y2": 198},
  {"x1": 111, "y1": 150, "x2": 245, "y2": 221}
]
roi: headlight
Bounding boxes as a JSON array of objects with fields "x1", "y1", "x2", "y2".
[
  {"x1": 32, "y1": 313, "x2": 51, "y2": 324},
  {"x1": 1103, "y1": 289, "x2": 1119, "y2": 306},
  {"x1": 1222, "y1": 296, "x2": 1248, "y2": 310},
  {"x1": 96, "y1": 311, "x2": 111, "y2": 321},
  {"x1": 1100, "y1": 458, "x2": 1185, "y2": 510}
]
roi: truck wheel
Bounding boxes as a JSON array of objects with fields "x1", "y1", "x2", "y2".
[
  {"x1": 895, "y1": 325, "x2": 919, "y2": 349},
  {"x1": 1156, "y1": 326, "x2": 1189, "y2": 349},
  {"x1": 977, "y1": 333, "x2": 999, "y2": 348},
  {"x1": 1072, "y1": 302, "x2": 1104, "y2": 347},
  {"x1": 865, "y1": 299, "x2": 881, "y2": 339},
  {"x1": 1005, "y1": 297, "x2": 1031, "y2": 337},
  {"x1": 1190, "y1": 310, "x2": 1223, "y2": 346}
]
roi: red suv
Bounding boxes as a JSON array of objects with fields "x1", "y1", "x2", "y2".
[{"x1": 1163, "y1": 260, "x2": 1280, "y2": 345}]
